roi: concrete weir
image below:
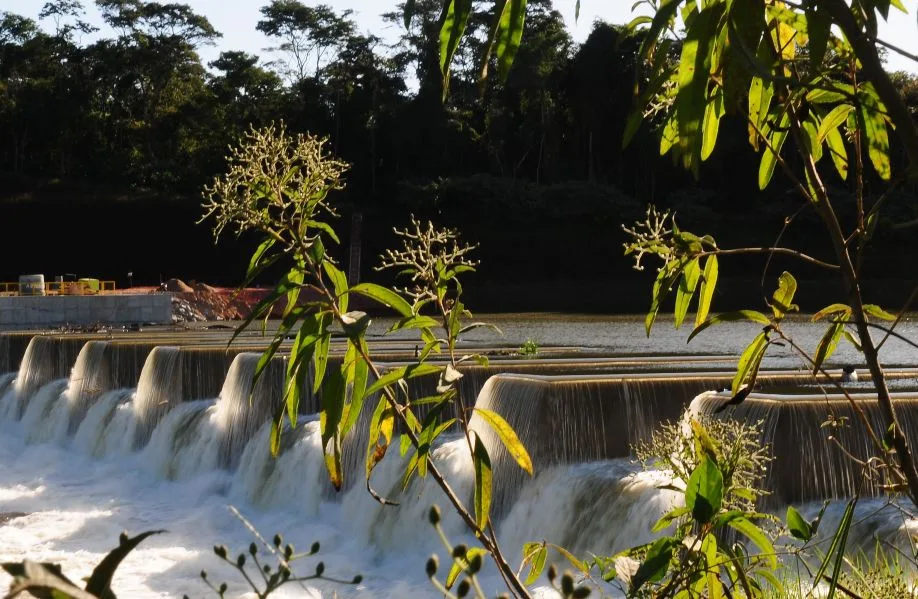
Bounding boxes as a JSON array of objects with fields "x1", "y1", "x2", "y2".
[{"x1": 0, "y1": 295, "x2": 172, "y2": 329}]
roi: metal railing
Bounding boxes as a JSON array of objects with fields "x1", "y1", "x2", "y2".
[{"x1": 0, "y1": 281, "x2": 117, "y2": 297}]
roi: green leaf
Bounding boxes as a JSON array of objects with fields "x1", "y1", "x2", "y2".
[
  {"x1": 813, "y1": 320, "x2": 846, "y2": 374},
  {"x1": 759, "y1": 109, "x2": 790, "y2": 189},
  {"x1": 674, "y1": 258, "x2": 701, "y2": 329},
  {"x1": 805, "y1": 4, "x2": 830, "y2": 68},
  {"x1": 86, "y1": 530, "x2": 166, "y2": 598},
  {"x1": 473, "y1": 408, "x2": 533, "y2": 475},
  {"x1": 860, "y1": 96, "x2": 891, "y2": 180},
  {"x1": 630, "y1": 538, "x2": 675, "y2": 594},
  {"x1": 473, "y1": 435, "x2": 492, "y2": 530},
  {"x1": 319, "y1": 366, "x2": 346, "y2": 490},
  {"x1": 701, "y1": 88, "x2": 724, "y2": 161},
  {"x1": 817, "y1": 104, "x2": 853, "y2": 144},
  {"x1": 445, "y1": 547, "x2": 487, "y2": 589},
  {"x1": 638, "y1": 0, "x2": 680, "y2": 60},
  {"x1": 685, "y1": 456, "x2": 723, "y2": 523},
  {"x1": 675, "y1": 3, "x2": 722, "y2": 176},
  {"x1": 366, "y1": 396, "x2": 395, "y2": 476},
  {"x1": 4, "y1": 560, "x2": 97, "y2": 599},
  {"x1": 312, "y1": 327, "x2": 332, "y2": 395},
  {"x1": 322, "y1": 261, "x2": 349, "y2": 313},
  {"x1": 786, "y1": 506, "x2": 812, "y2": 541},
  {"x1": 695, "y1": 255, "x2": 718, "y2": 328},
  {"x1": 494, "y1": 0, "x2": 528, "y2": 81},
  {"x1": 438, "y1": 0, "x2": 473, "y2": 87},
  {"x1": 350, "y1": 283, "x2": 412, "y2": 317},
  {"x1": 646, "y1": 259, "x2": 683, "y2": 336},
  {"x1": 363, "y1": 363, "x2": 442, "y2": 399},
  {"x1": 812, "y1": 303, "x2": 851, "y2": 322},
  {"x1": 733, "y1": 332, "x2": 768, "y2": 394},
  {"x1": 388, "y1": 314, "x2": 439, "y2": 333},
  {"x1": 864, "y1": 304, "x2": 896, "y2": 321},
  {"x1": 812, "y1": 498, "x2": 856, "y2": 599},
  {"x1": 688, "y1": 310, "x2": 770, "y2": 343},
  {"x1": 522, "y1": 543, "x2": 548, "y2": 585},
  {"x1": 652, "y1": 506, "x2": 691, "y2": 532},
  {"x1": 825, "y1": 126, "x2": 849, "y2": 180},
  {"x1": 727, "y1": 516, "x2": 777, "y2": 570},
  {"x1": 244, "y1": 238, "x2": 276, "y2": 285},
  {"x1": 771, "y1": 271, "x2": 798, "y2": 320}
]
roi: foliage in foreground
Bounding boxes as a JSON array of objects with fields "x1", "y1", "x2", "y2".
[
  {"x1": 202, "y1": 122, "x2": 538, "y2": 597},
  {"x1": 2, "y1": 530, "x2": 162, "y2": 599}
]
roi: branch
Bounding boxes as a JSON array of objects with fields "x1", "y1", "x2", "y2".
[{"x1": 703, "y1": 247, "x2": 839, "y2": 270}]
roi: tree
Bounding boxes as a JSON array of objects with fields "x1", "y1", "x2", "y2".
[{"x1": 256, "y1": 1, "x2": 355, "y2": 84}]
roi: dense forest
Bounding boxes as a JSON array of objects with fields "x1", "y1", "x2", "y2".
[{"x1": 3, "y1": 0, "x2": 918, "y2": 311}]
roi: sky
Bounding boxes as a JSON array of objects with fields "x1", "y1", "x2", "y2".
[{"x1": 5, "y1": 0, "x2": 918, "y2": 73}]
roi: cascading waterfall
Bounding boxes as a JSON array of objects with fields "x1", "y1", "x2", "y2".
[
  {"x1": 19, "y1": 379, "x2": 69, "y2": 443},
  {"x1": 211, "y1": 352, "x2": 285, "y2": 469},
  {"x1": 73, "y1": 389, "x2": 137, "y2": 457},
  {"x1": 132, "y1": 346, "x2": 183, "y2": 447},
  {"x1": 5, "y1": 328, "x2": 918, "y2": 597},
  {"x1": 691, "y1": 390, "x2": 918, "y2": 505},
  {"x1": 62, "y1": 341, "x2": 114, "y2": 434},
  {"x1": 10, "y1": 336, "x2": 63, "y2": 418}
]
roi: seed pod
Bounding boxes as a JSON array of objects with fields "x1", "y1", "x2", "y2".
[
  {"x1": 249, "y1": 542, "x2": 258, "y2": 556},
  {"x1": 213, "y1": 545, "x2": 228, "y2": 559},
  {"x1": 426, "y1": 555, "x2": 439, "y2": 577},
  {"x1": 428, "y1": 505, "x2": 441, "y2": 525},
  {"x1": 457, "y1": 579, "x2": 471, "y2": 598},
  {"x1": 452, "y1": 544, "x2": 467, "y2": 559},
  {"x1": 236, "y1": 554, "x2": 246, "y2": 568},
  {"x1": 315, "y1": 562, "x2": 325, "y2": 576},
  {"x1": 561, "y1": 573, "x2": 574, "y2": 596}
]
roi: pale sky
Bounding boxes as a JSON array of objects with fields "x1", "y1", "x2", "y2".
[{"x1": 6, "y1": 0, "x2": 918, "y2": 73}]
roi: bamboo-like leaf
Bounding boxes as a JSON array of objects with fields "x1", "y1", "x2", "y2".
[
  {"x1": 319, "y1": 366, "x2": 346, "y2": 490},
  {"x1": 812, "y1": 498, "x2": 856, "y2": 599},
  {"x1": 388, "y1": 314, "x2": 439, "y2": 333},
  {"x1": 817, "y1": 104, "x2": 853, "y2": 144},
  {"x1": 474, "y1": 408, "x2": 533, "y2": 475},
  {"x1": 688, "y1": 309, "x2": 770, "y2": 343},
  {"x1": 759, "y1": 109, "x2": 790, "y2": 189},
  {"x1": 439, "y1": 0, "x2": 473, "y2": 84},
  {"x1": 322, "y1": 261, "x2": 349, "y2": 313},
  {"x1": 638, "y1": 0, "x2": 680, "y2": 60},
  {"x1": 825, "y1": 126, "x2": 849, "y2": 180},
  {"x1": 495, "y1": 0, "x2": 528, "y2": 81},
  {"x1": 675, "y1": 258, "x2": 701, "y2": 329},
  {"x1": 812, "y1": 321, "x2": 845, "y2": 374},
  {"x1": 522, "y1": 542, "x2": 548, "y2": 585},
  {"x1": 727, "y1": 516, "x2": 777, "y2": 570},
  {"x1": 366, "y1": 396, "x2": 395, "y2": 476},
  {"x1": 445, "y1": 547, "x2": 487, "y2": 589},
  {"x1": 805, "y1": 4, "x2": 830, "y2": 68},
  {"x1": 473, "y1": 435, "x2": 492, "y2": 530},
  {"x1": 860, "y1": 99, "x2": 891, "y2": 180},
  {"x1": 695, "y1": 255, "x2": 719, "y2": 328},
  {"x1": 701, "y1": 89, "x2": 724, "y2": 161},
  {"x1": 733, "y1": 332, "x2": 768, "y2": 394},
  {"x1": 312, "y1": 327, "x2": 331, "y2": 395},
  {"x1": 812, "y1": 303, "x2": 851, "y2": 322},
  {"x1": 363, "y1": 363, "x2": 442, "y2": 399},
  {"x1": 771, "y1": 271, "x2": 798, "y2": 320},
  {"x1": 652, "y1": 506, "x2": 691, "y2": 532},
  {"x1": 646, "y1": 259, "x2": 683, "y2": 337},
  {"x1": 350, "y1": 283, "x2": 413, "y2": 317},
  {"x1": 863, "y1": 304, "x2": 896, "y2": 321}
]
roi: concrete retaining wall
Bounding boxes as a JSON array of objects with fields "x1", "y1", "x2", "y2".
[{"x1": 0, "y1": 295, "x2": 172, "y2": 329}]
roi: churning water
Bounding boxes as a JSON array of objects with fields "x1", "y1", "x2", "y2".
[{"x1": 1, "y1": 316, "x2": 918, "y2": 597}]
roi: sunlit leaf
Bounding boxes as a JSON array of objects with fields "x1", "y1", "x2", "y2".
[
  {"x1": 473, "y1": 435, "x2": 492, "y2": 530},
  {"x1": 473, "y1": 408, "x2": 533, "y2": 475},
  {"x1": 695, "y1": 255, "x2": 718, "y2": 328},
  {"x1": 685, "y1": 456, "x2": 723, "y2": 523},
  {"x1": 688, "y1": 309, "x2": 770, "y2": 343},
  {"x1": 786, "y1": 506, "x2": 812, "y2": 541}
]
